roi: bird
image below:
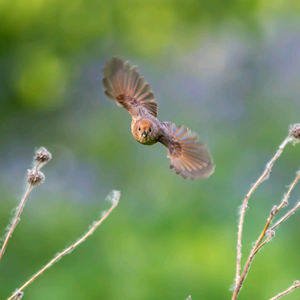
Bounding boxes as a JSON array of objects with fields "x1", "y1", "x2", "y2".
[{"x1": 102, "y1": 57, "x2": 215, "y2": 180}]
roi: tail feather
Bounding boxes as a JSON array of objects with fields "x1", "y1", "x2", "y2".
[{"x1": 164, "y1": 122, "x2": 215, "y2": 180}]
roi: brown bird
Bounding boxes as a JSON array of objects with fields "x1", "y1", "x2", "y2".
[{"x1": 102, "y1": 57, "x2": 215, "y2": 180}]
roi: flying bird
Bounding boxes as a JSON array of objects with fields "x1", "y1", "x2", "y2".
[{"x1": 102, "y1": 57, "x2": 215, "y2": 180}]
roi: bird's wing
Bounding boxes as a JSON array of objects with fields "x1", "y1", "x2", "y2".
[
  {"x1": 102, "y1": 57, "x2": 158, "y2": 119},
  {"x1": 162, "y1": 122, "x2": 215, "y2": 180}
]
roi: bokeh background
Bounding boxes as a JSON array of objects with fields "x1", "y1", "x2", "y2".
[{"x1": 1, "y1": 0, "x2": 300, "y2": 299}]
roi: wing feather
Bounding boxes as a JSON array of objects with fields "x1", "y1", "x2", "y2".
[{"x1": 102, "y1": 57, "x2": 158, "y2": 118}]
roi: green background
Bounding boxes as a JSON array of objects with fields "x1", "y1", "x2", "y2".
[{"x1": 1, "y1": 0, "x2": 300, "y2": 299}]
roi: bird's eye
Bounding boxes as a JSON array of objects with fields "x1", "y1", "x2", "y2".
[
  {"x1": 138, "y1": 127, "x2": 141, "y2": 131},
  {"x1": 149, "y1": 128, "x2": 152, "y2": 132}
]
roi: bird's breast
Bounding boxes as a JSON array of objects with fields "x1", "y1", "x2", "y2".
[
  {"x1": 132, "y1": 130, "x2": 157, "y2": 146},
  {"x1": 137, "y1": 138, "x2": 158, "y2": 146}
]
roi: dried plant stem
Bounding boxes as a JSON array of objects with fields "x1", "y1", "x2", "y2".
[
  {"x1": 270, "y1": 202, "x2": 300, "y2": 231},
  {"x1": 7, "y1": 191, "x2": 120, "y2": 300},
  {"x1": 0, "y1": 184, "x2": 32, "y2": 261},
  {"x1": 253, "y1": 233, "x2": 274, "y2": 254},
  {"x1": 232, "y1": 171, "x2": 300, "y2": 300},
  {"x1": 235, "y1": 132, "x2": 292, "y2": 287},
  {"x1": 270, "y1": 282, "x2": 300, "y2": 300},
  {"x1": 0, "y1": 147, "x2": 50, "y2": 261}
]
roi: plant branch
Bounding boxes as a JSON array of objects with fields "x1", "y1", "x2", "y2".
[
  {"x1": 7, "y1": 190, "x2": 120, "y2": 300},
  {"x1": 269, "y1": 281, "x2": 300, "y2": 300},
  {"x1": 0, "y1": 184, "x2": 32, "y2": 261},
  {"x1": 232, "y1": 169, "x2": 300, "y2": 300},
  {"x1": 0, "y1": 147, "x2": 51, "y2": 261},
  {"x1": 235, "y1": 132, "x2": 292, "y2": 287},
  {"x1": 253, "y1": 231, "x2": 274, "y2": 255},
  {"x1": 270, "y1": 202, "x2": 300, "y2": 231}
]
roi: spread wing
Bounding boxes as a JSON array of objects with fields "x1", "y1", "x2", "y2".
[
  {"x1": 102, "y1": 57, "x2": 158, "y2": 118},
  {"x1": 163, "y1": 122, "x2": 215, "y2": 180}
]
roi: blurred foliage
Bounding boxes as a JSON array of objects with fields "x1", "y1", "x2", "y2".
[
  {"x1": 1, "y1": 0, "x2": 300, "y2": 112},
  {"x1": 1, "y1": 0, "x2": 300, "y2": 299}
]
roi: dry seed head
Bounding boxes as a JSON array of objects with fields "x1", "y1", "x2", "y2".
[
  {"x1": 291, "y1": 124, "x2": 300, "y2": 145},
  {"x1": 292, "y1": 124, "x2": 300, "y2": 139},
  {"x1": 27, "y1": 170, "x2": 45, "y2": 186},
  {"x1": 106, "y1": 190, "x2": 121, "y2": 206},
  {"x1": 35, "y1": 147, "x2": 52, "y2": 165},
  {"x1": 294, "y1": 280, "x2": 300, "y2": 286}
]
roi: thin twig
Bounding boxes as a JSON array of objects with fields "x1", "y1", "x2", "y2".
[
  {"x1": 232, "y1": 171, "x2": 300, "y2": 300},
  {"x1": 0, "y1": 147, "x2": 50, "y2": 261},
  {"x1": 0, "y1": 184, "x2": 32, "y2": 260},
  {"x1": 270, "y1": 202, "x2": 300, "y2": 231},
  {"x1": 235, "y1": 131, "x2": 292, "y2": 287},
  {"x1": 7, "y1": 191, "x2": 120, "y2": 300},
  {"x1": 253, "y1": 231, "x2": 274, "y2": 255},
  {"x1": 269, "y1": 281, "x2": 300, "y2": 300}
]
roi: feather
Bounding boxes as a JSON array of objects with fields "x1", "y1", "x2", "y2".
[{"x1": 102, "y1": 57, "x2": 158, "y2": 118}]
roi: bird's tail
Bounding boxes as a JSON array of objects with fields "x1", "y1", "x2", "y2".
[{"x1": 163, "y1": 122, "x2": 215, "y2": 180}]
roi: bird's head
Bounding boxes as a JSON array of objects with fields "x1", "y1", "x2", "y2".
[{"x1": 135, "y1": 119, "x2": 156, "y2": 144}]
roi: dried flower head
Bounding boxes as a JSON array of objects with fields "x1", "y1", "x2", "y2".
[
  {"x1": 27, "y1": 170, "x2": 45, "y2": 186},
  {"x1": 13, "y1": 291, "x2": 23, "y2": 300},
  {"x1": 35, "y1": 147, "x2": 52, "y2": 166},
  {"x1": 106, "y1": 190, "x2": 121, "y2": 206},
  {"x1": 291, "y1": 124, "x2": 300, "y2": 145},
  {"x1": 292, "y1": 124, "x2": 300, "y2": 139}
]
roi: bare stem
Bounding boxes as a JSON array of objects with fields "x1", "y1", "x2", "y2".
[
  {"x1": 235, "y1": 132, "x2": 292, "y2": 287},
  {"x1": 7, "y1": 191, "x2": 120, "y2": 300},
  {"x1": 270, "y1": 202, "x2": 300, "y2": 231},
  {"x1": 0, "y1": 184, "x2": 32, "y2": 261},
  {"x1": 232, "y1": 169, "x2": 300, "y2": 300},
  {"x1": 270, "y1": 282, "x2": 300, "y2": 300},
  {"x1": 253, "y1": 232, "x2": 274, "y2": 254}
]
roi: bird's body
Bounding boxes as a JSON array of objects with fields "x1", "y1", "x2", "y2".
[{"x1": 102, "y1": 57, "x2": 215, "y2": 180}]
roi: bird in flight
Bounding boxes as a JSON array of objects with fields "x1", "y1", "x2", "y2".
[{"x1": 102, "y1": 57, "x2": 215, "y2": 180}]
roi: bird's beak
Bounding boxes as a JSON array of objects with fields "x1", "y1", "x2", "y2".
[{"x1": 142, "y1": 131, "x2": 147, "y2": 137}]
